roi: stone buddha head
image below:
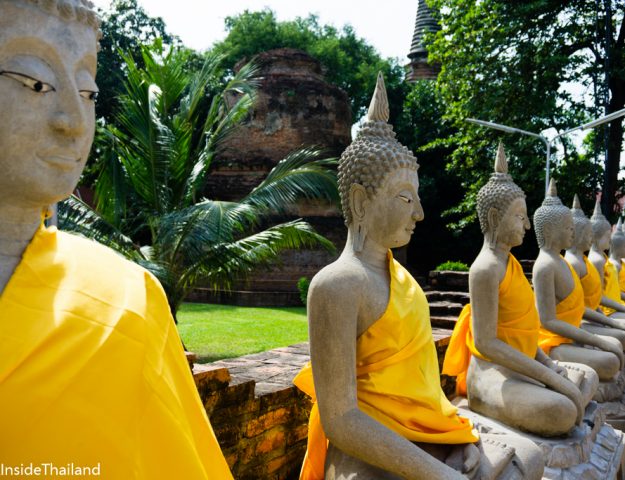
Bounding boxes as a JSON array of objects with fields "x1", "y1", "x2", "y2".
[
  {"x1": 337, "y1": 73, "x2": 423, "y2": 252},
  {"x1": 533, "y1": 179, "x2": 574, "y2": 251},
  {"x1": 610, "y1": 218, "x2": 625, "y2": 259},
  {"x1": 476, "y1": 143, "x2": 529, "y2": 248},
  {"x1": 570, "y1": 194, "x2": 593, "y2": 252},
  {"x1": 590, "y1": 199, "x2": 612, "y2": 252},
  {"x1": 0, "y1": 0, "x2": 100, "y2": 211}
]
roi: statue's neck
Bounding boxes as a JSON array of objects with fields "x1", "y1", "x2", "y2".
[
  {"x1": 540, "y1": 243, "x2": 564, "y2": 256},
  {"x1": 344, "y1": 228, "x2": 389, "y2": 272},
  {"x1": 0, "y1": 204, "x2": 41, "y2": 260},
  {"x1": 567, "y1": 245, "x2": 582, "y2": 256},
  {"x1": 590, "y1": 244, "x2": 606, "y2": 255},
  {"x1": 481, "y1": 237, "x2": 510, "y2": 262}
]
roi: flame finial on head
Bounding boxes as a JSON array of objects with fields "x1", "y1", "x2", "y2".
[
  {"x1": 572, "y1": 194, "x2": 582, "y2": 210},
  {"x1": 617, "y1": 218, "x2": 623, "y2": 232},
  {"x1": 494, "y1": 142, "x2": 508, "y2": 174},
  {"x1": 547, "y1": 178, "x2": 557, "y2": 197},
  {"x1": 592, "y1": 198, "x2": 604, "y2": 220},
  {"x1": 366, "y1": 72, "x2": 389, "y2": 123}
]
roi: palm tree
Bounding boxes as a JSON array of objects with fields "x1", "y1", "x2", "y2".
[{"x1": 60, "y1": 44, "x2": 338, "y2": 320}]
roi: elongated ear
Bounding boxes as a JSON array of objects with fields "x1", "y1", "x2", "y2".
[
  {"x1": 487, "y1": 206, "x2": 500, "y2": 233},
  {"x1": 349, "y1": 183, "x2": 368, "y2": 222}
]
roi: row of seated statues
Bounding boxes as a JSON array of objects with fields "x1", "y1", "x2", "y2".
[
  {"x1": 293, "y1": 76, "x2": 625, "y2": 479},
  {"x1": 1, "y1": 0, "x2": 624, "y2": 478}
]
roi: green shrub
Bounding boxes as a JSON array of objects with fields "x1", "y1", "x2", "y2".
[
  {"x1": 297, "y1": 277, "x2": 311, "y2": 306},
  {"x1": 434, "y1": 260, "x2": 469, "y2": 272}
]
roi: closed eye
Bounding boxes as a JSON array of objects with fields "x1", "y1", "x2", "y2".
[
  {"x1": 399, "y1": 195, "x2": 412, "y2": 204},
  {"x1": 0, "y1": 70, "x2": 55, "y2": 93}
]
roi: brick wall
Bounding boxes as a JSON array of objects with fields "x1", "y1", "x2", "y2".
[{"x1": 193, "y1": 330, "x2": 454, "y2": 480}]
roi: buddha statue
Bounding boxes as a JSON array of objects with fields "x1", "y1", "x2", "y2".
[
  {"x1": 609, "y1": 218, "x2": 625, "y2": 292},
  {"x1": 0, "y1": 1, "x2": 232, "y2": 477},
  {"x1": 566, "y1": 198, "x2": 625, "y2": 347},
  {"x1": 588, "y1": 200, "x2": 625, "y2": 317},
  {"x1": 443, "y1": 145, "x2": 598, "y2": 437},
  {"x1": 532, "y1": 180, "x2": 623, "y2": 382},
  {"x1": 293, "y1": 76, "x2": 543, "y2": 480}
]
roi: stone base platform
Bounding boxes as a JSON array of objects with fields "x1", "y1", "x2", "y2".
[
  {"x1": 595, "y1": 370, "x2": 625, "y2": 431},
  {"x1": 454, "y1": 399, "x2": 625, "y2": 479}
]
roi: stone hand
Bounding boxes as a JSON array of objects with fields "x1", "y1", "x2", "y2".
[
  {"x1": 445, "y1": 443, "x2": 480, "y2": 479},
  {"x1": 550, "y1": 361, "x2": 568, "y2": 378},
  {"x1": 552, "y1": 376, "x2": 584, "y2": 425},
  {"x1": 462, "y1": 443, "x2": 481, "y2": 479},
  {"x1": 600, "y1": 338, "x2": 625, "y2": 370}
]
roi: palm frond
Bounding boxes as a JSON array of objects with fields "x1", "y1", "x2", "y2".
[
  {"x1": 58, "y1": 195, "x2": 142, "y2": 260},
  {"x1": 243, "y1": 147, "x2": 339, "y2": 214},
  {"x1": 169, "y1": 219, "x2": 335, "y2": 311}
]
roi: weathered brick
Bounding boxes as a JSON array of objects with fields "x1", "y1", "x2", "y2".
[
  {"x1": 286, "y1": 424, "x2": 309, "y2": 446},
  {"x1": 245, "y1": 407, "x2": 291, "y2": 437},
  {"x1": 214, "y1": 422, "x2": 242, "y2": 449},
  {"x1": 256, "y1": 428, "x2": 286, "y2": 455},
  {"x1": 266, "y1": 453, "x2": 290, "y2": 474}
]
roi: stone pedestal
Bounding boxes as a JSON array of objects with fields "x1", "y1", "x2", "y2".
[
  {"x1": 595, "y1": 370, "x2": 625, "y2": 431},
  {"x1": 454, "y1": 399, "x2": 625, "y2": 479}
]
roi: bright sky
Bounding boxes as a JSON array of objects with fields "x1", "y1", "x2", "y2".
[{"x1": 91, "y1": 0, "x2": 417, "y2": 61}]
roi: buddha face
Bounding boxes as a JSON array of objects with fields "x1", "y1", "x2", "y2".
[
  {"x1": 576, "y1": 222, "x2": 593, "y2": 252},
  {"x1": 363, "y1": 168, "x2": 424, "y2": 249},
  {"x1": 558, "y1": 213, "x2": 575, "y2": 250},
  {"x1": 595, "y1": 226, "x2": 611, "y2": 251},
  {"x1": 0, "y1": 2, "x2": 98, "y2": 209},
  {"x1": 494, "y1": 197, "x2": 530, "y2": 248},
  {"x1": 612, "y1": 237, "x2": 625, "y2": 258}
]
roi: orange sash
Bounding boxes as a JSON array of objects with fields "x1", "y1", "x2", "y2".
[
  {"x1": 620, "y1": 260, "x2": 625, "y2": 293},
  {"x1": 581, "y1": 255, "x2": 602, "y2": 311},
  {"x1": 538, "y1": 259, "x2": 585, "y2": 353},
  {"x1": 442, "y1": 255, "x2": 540, "y2": 395},
  {"x1": 601, "y1": 255, "x2": 623, "y2": 315},
  {"x1": 0, "y1": 226, "x2": 232, "y2": 479},
  {"x1": 293, "y1": 252, "x2": 478, "y2": 480}
]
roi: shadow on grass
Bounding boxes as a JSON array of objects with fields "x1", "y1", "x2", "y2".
[{"x1": 197, "y1": 354, "x2": 229, "y2": 364}]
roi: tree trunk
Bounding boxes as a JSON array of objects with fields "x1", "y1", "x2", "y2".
[{"x1": 601, "y1": 15, "x2": 624, "y2": 220}]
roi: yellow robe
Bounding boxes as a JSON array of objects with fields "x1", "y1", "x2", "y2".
[
  {"x1": 293, "y1": 252, "x2": 478, "y2": 480},
  {"x1": 581, "y1": 255, "x2": 602, "y2": 311},
  {"x1": 620, "y1": 260, "x2": 625, "y2": 293},
  {"x1": 601, "y1": 254, "x2": 623, "y2": 315},
  {"x1": 442, "y1": 254, "x2": 540, "y2": 395},
  {"x1": 0, "y1": 226, "x2": 232, "y2": 479},
  {"x1": 537, "y1": 259, "x2": 585, "y2": 354}
]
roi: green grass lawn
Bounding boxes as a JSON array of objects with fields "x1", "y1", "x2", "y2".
[{"x1": 177, "y1": 302, "x2": 308, "y2": 363}]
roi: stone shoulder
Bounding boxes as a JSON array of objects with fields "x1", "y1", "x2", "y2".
[{"x1": 308, "y1": 259, "x2": 368, "y2": 302}]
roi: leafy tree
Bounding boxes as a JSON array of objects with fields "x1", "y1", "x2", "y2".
[
  {"x1": 96, "y1": 0, "x2": 177, "y2": 124},
  {"x1": 61, "y1": 45, "x2": 337, "y2": 319},
  {"x1": 427, "y1": 0, "x2": 624, "y2": 223},
  {"x1": 211, "y1": 9, "x2": 404, "y2": 122},
  {"x1": 394, "y1": 80, "x2": 483, "y2": 268}
]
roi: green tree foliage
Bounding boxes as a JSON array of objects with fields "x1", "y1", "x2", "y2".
[
  {"x1": 60, "y1": 45, "x2": 338, "y2": 319},
  {"x1": 211, "y1": 9, "x2": 405, "y2": 122},
  {"x1": 427, "y1": 0, "x2": 624, "y2": 223},
  {"x1": 96, "y1": 0, "x2": 177, "y2": 124},
  {"x1": 394, "y1": 80, "x2": 482, "y2": 268},
  {"x1": 434, "y1": 260, "x2": 469, "y2": 272}
]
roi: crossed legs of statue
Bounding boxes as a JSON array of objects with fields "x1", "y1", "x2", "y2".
[
  {"x1": 466, "y1": 357, "x2": 598, "y2": 437},
  {"x1": 324, "y1": 433, "x2": 543, "y2": 480},
  {"x1": 549, "y1": 340, "x2": 621, "y2": 381}
]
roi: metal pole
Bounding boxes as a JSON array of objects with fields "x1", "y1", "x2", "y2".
[{"x1": 466, "y1": 109, "x2": 625, "y2": 196}]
